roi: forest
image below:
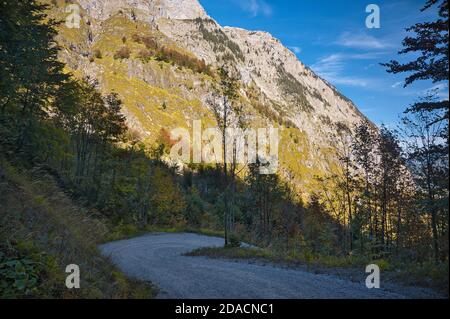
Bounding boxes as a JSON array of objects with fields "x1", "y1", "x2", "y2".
[{"x1": 0, "y1": 0, "x2": 448, "y2": 297}]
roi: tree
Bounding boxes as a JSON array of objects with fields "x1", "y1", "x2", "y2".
[
  {"x1": 150, "y1": 166, "x2": 186, "y2": 226},
  {"x1": 207, "y1": 66, "x2": 240, "y2": 246},
  {"x1": 382, "y1": 0, "x2": 449, "y2": 125},
  {"x1": 376, "y1": 126, "x2": 403, "y2": 249},
  {"x1": 352, "y1": 121, "x2": 377, "y2": 241},
  {"x1": 330, "y1": 123, "x2": 357, "y2": 252},
  {"x1": 401, "y1": 106, "x2": 449, "y2": 262},
  {"x1": 383, "y1": 0, "x2": 448, "y2": 262},
  {"x1": 184, "y1": 187, "x2": 206, "y2": 227},
  {"x1": 245, "y1": 158, "x2": 289, "y2": 245},
  {"x1": 0, "y1": 0, "x2": 67, "y2": 158}
]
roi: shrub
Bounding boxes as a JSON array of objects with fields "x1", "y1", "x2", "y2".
[
  {"x1": 114, "y1": 46, "x2": 131, "y2": 60},
  {"x1": 131, "y1": 33, "x2": 142, "y2": 43},
  {"x1": 227, "y1": 234, "x2": 241, "y2": 248},
  {"x1": 184, "y1": 187, "x2": 206, "y2": 227},
  {"x1": 157, "y1": 127, "x2": 176, "y2": 153},
  {"x1": 0, "y1": 251, "x2": 44, "y2": 298},
  {"x1": 93, "y1": 49, "x2": 102, "y2": 59},
  {"x1": 132, "y1": 34, "x2": 158, "y2": 51},
  {"x1": 196, "y1": 18, "x2": 244, "y2": 61},
  {"x1": 372, "y1": 259, "x2": 390, "y2": 271},
  {"x1": 137, "y1": 49, "x2": 153, "y2": 62},
  {"x1": 142, "y1": 36, "x2": 158, "y2": 50},
  {"x1": 131, "y1": 33, "x2": 211, "y2": 74},
  {"x1": 156, "y1": 46, "x2": 211, "y2": 75},
  {"x1": 108, "y1": 222, "x2": 141, "y2": 241}
]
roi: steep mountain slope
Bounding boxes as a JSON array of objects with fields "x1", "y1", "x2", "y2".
[{"x1": 43, "y1": 0, "x2": 370, "y2": 193}]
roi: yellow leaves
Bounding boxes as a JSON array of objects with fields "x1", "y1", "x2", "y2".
[{"x1": 150, "y1": 166, "x2": 187, "y2": 225}]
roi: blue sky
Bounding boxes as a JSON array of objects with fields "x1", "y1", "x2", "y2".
[{"x1": 199, "y1": 0, "x2": 448, "y2": 126}]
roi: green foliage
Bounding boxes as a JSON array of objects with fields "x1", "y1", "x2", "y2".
[
  {"x1": 402, "y1": 260, "x2": 449, "y2": 292},
  {"x1": 0, "y1": 163, "x2": 156, "y2": 298},
  {"x1": 0, "y1": 0, "x2": 68, "y2": 160},
  {"x1": 195, "y1": 18, "x2": 244, "y2": 61},
  {"x1": 381, "y1": 0, "x2": 448, "y2": 264},
  {"x1": 184, "y1": 187, "x2": 207, "y2": 227},
  {"x1": 244, "y1": 161, "x2": 295, "y2": 243},
  {"x1": 0, "y1": 251, "x2": 44, "y2": 298},
  {"x1": 276, "y1": 65, "x2": 314, "y2": 113},
  {"x1": 149, "y1": 166, "x2": 187, "y2": 226},
  {"x1": 227, "y1": 234, "x2": 242, "y2": 248},
  {"x1": 382, "y1": 0, "x2": 448, "y2": 87},
  {"x1": 108, "y1": 222, "x2": 142, "y2": 242}
]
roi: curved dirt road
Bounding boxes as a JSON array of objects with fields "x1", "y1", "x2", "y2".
[{"x1": 99, "y1": 233, "x2": 441, "y2": 299}]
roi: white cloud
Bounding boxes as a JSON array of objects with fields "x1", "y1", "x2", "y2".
[
  {"x1": 312, "y1": 54, "x2": 343, "y2": 75},
  {"x1": 288, "y1": 46, "x2": 302, "y2": 54},
  {"x1": 336, "y1": 32, "x2": 391, "y2": 50},
  {"x1": 311, "y1": 53, "x2": 384, "y2": 87},
  {"x1": 329, "y1": 77, "x2": 370, "y2": 87},
  {"x1": 391, "y1": 81, "x2": 403, "y2": 88},
  {"x1": 237, "y1": 0, "x2": 273, "y2": 17},
  {"x1": 311, "y1": 53, "x2": 378, "y2": 88}
]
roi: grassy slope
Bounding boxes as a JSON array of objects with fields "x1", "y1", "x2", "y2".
[
  {"x1": 0, "y1": 161, "x2": 157, "y2": 298},
  {"x1": 90, "y1": 15, "x2": 218, "y2": 139}
]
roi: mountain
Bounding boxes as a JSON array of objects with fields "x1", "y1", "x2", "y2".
[{"x1": 44, "y1": 0, "x2": 370, "y2": 193}]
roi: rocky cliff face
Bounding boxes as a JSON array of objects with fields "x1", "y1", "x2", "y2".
[
  {"x1": 77, "y1": 0, "x2": 208, "y2": 21},
  {"x1": 45, "y1": 0, "x2": 370, "y2": 193},
  {"x1": 155, "y1": 15, "x2": 365, "y2": 149}
]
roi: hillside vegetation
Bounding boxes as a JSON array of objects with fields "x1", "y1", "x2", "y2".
[{"x1": 0, "y1": 161, "x2": 157, "y2": 298}]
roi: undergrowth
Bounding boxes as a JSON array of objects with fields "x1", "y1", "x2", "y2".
[{"x1": 0, "y1": 162, "x2": 157, "y2": 299}]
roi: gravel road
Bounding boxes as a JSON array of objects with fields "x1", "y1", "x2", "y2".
[{"x1": 99, "y1": 233, "x2": 442, "y2": 299}]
